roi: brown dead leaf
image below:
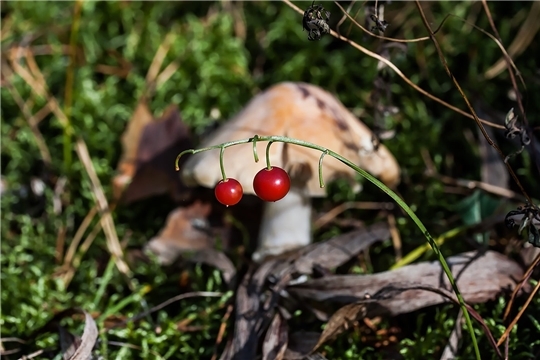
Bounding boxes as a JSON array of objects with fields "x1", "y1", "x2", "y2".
[
  {"x1": 113, "y1": 99, "x2": 153, "y2": 199},
  {"x1": 288, "y1": 250, "x2": 524, "y2": 317},
  {"x1": 269, "y1": 222, "x2": 389, "y2": 281},
  {"x1": 145, "y1": 201, "x2": 213, "y2": 265},
  {"x1": 314, "y1": 302, "x2": 367, "y2": 351},
  {"x1": 113, "y1": 103, "x2": 193, "y2": 203},
  {"x1": 262, "y1": 312, "x2": 288, "y2": 360}
]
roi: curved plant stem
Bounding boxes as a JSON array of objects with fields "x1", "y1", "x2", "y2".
[
  {"x1": 318, "y1": 150, "x2": 328, "y2": 188},
  {"x1": 252, "y1": 135, "x2": 260, "y2": 163},
  {"x1": 265, "y1": 141, "x2": 274, "y2": 170},
  {"x1": 219, "y1": 146, "x2": 227, "y2": 180},
  {"x1": 175, "y1": 135, "x2": 478, "y2": 356}
]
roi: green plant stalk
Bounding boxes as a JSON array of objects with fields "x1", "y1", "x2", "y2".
[
  {"x1": 175, "y1": 135, "x2": 479, "y2": 354},
  {"x1": 265, "y1": 141, "x2": 274, "y2": 170},
  {"x1": 219, "y1": 146, "x2": 227, "y2": 180},
  {"x1": 93, "y1": 256, "x2": 116, "y2": 310}
]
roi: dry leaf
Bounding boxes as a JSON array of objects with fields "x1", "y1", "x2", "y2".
[
  {"x1": 314, "y1": 302, "x2": 367, "y2": 351},
  {"x1": 288, "y1": 250, "x2": 524, "y2": 317},
  {"x1": 113, "y1": 103, "x2": 193, "y2": 203},
  {"x1": 69, "y1": 311, "x2": 98, "y2": 360},
  {"x1": 262, "y1": 312, "x2": 288, "y2": 360},
  {"x1": 113, "y1": 99, "x2": 153, "y2": 199},
  {"x1": 145, "y1": 201, "x2": 213, "y2": 265}
]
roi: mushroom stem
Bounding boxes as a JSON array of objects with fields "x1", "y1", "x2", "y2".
[{"x1": 252, "y1": 186, "x2": 312, "y2": 262}]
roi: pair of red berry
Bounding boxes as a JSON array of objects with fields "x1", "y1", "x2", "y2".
[{"x1": 214, "y1": 166, "x2": 290, "y2": 206}]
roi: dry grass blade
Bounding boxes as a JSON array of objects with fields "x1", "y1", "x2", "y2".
[
  {"x1": 503, "y1": 252, "x2": 540, "y2": 321},
  {"x1": 75, "y1": 138, "x2": 131, "y2": 276},
  {"x1": 484, "y1": 1, "x2": 540, "y2": 80},
  {"x1": 8, "y1": 49, "x2": 131, "y2": 277},
  {"x1": 59, "y1": 206, "x2": 98, "y2": 275},
  {"x1": 497, "y1": 279, "x2": 540, "y2": 347},
  {"x1": 146, "y1": 30, "x2": 177, "y2": 87},
  {"x1": 211, "y1": 304, "x2": 234, "y2": 360},
  {"x1": 334, "y1": 1, "x2": 431, "y2": 43},
  {"x1": 313, "y1": 202, "x2": 394, "y2": 230},
  {"x1": 68, "y1": 311, "x2": 98, "y2": 360},
  {"x1": 281, "y1": 0, "x2": 504, "y2": 130}
]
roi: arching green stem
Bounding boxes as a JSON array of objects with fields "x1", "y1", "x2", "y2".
[
  {"x1": 265, "y1": 141, "x2": 274, "y2": 170},
  {"x1": 175, "y1": 135, "x2": 479, "y2": 352},
  {"x1": 252, "y1": 134, "x2": 260, "y2": 163},
  {"x1": 318, "y1": 150, "x2": 329, "y2": 188},
  {"x1": 219, "y1": 146, "x2": 227, "y2": 180}
]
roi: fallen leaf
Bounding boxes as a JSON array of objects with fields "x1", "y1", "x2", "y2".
[
  {"x1": 59, "y1": 326, "x2": 81, "y2": 360},
  {"x1": 113, "y1": 103, "x2": 193, "y2": 203},
  {"x1": 145, "y1": 201, "x2": 214, "y2": 265},
  {"x1": 288, "y1": 250, "x2": 524, "y2": 317},
  {"x1": 313, "y1": 302, "x2": 367, "y2": 351},
  {"x1": 262, "y1": 312, "x2": 288, "y2": 360},
  {"x1": 113, "y1": 99, "x2": 153, "y2": 200},
  {"x1": 269, "y1": 222, "x2": 389, "y2": 281},
  {"x1": 68, "y1": 311, "x2": 98, "y2": 360}
]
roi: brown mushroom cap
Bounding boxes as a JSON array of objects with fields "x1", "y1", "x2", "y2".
[{"x1": 181, "y1": 82, "x2": 400, "y2": 196}]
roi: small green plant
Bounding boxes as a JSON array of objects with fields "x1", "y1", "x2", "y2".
[{"x1": 175, "y1": 134, "x2": 481, "y2": 359}]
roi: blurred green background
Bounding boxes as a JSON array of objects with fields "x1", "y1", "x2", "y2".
[{"x1": 2, "y1": 1, "x2": 539, "y2": 359}]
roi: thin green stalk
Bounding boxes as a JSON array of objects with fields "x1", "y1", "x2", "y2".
[
  {"x1": 175, "y1": 135, "x2": 478, "y2": 354},
  {"x1": 265, "y1": 141, "x2": 274, "y2": 170},
  {"x1": 219, "y1": 146, "x2": 227, "y2": 180},
  {"x1": 93, "y1": 256, "x2": 115, "y2": 310}
]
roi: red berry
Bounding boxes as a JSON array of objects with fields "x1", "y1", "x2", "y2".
[
  {"x1": 253, "y1": 166, "x2": 291, "y2": 202},
  {"x1": 215, "y1": 178, "x2": 243, "y2": 206}
]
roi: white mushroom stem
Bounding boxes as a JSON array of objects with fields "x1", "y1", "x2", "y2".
[{"x1": 252, "y1": 186, "x2": 312, "y2": 262}]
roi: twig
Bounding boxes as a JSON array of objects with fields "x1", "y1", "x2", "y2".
[
  {"x1": 413, "y1": 0, "x2": 532, "y2": 206},
  {"x1": 105, "y1": 291, "x2": 224, "y2": 330},
  {"x1": 388, "y1": 213, "x2": 402, "y2": 261},
  {"x1": 421, "y1": 148, "x2": 527, "y2": 202},
  {"x1": 313, "y1": 201, "x2": 394, "y2": 230},
  {"x1": 481, "y1": 0, "x2": 540, "y2": 175},
  {"x1": 281, "y1": 0, "x2": 504, "y2": 130},
  {"x1": 497, "y1": 278, "x2": 540, "y2": 346},
  {"x1": 211, "y1": 304, "x2": 234, "y2": 360}
]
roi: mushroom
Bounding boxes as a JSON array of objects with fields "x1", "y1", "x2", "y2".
[{"x1": 181, "y1": 82, "x2": 400, "y2": 261}]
